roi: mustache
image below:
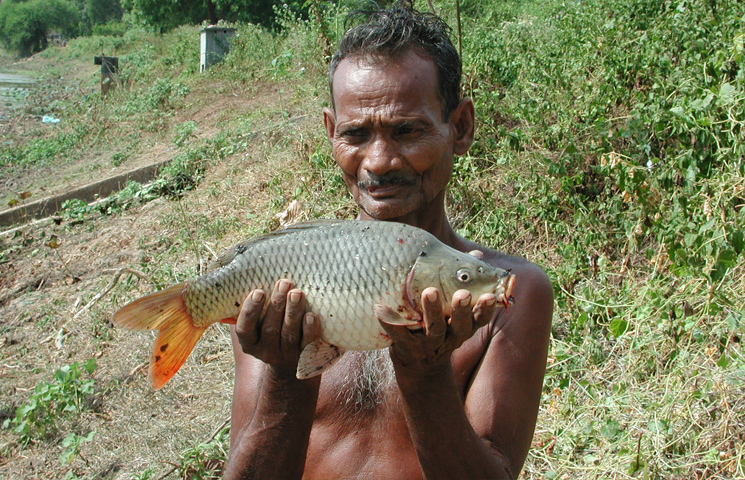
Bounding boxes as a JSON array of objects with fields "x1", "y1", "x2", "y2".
[{"x1": 357, "y1": 173, "x2": 415, "y2": 189}]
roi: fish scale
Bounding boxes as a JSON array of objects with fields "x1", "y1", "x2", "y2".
[{"x1": 112, "y1": 220, "x2": 516, "y2": 388}]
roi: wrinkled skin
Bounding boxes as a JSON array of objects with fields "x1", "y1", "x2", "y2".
[{"x1": 224, "y1": 50, "x2": 554, "y2": 480}]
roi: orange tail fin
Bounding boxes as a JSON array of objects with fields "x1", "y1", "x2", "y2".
[{"x1": 112, "y1": 284, "x2": 207, "y2": 389}]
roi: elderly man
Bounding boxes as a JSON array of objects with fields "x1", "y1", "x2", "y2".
[{"x1": 225, "y1": 4, "x2": 553, "y2": 479}]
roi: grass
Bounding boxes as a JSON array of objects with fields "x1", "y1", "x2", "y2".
[{"x1": 0, "y1": 0, "x2": 743, "y2": 478}]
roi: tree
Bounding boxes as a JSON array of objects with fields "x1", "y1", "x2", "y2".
[
  {"x1": 0, "y1": 0, "x2": 80, "y2": 56},
  {"x1": 80, "y1": 0, "x2": 125, "y2": 35},
  {"x1": 121, "y1": 0, "x2": 282, "y2": 32}
]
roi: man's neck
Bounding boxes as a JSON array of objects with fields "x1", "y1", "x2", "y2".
[{"x1": 356, "y1": 198, "x2": 465, "y2": 251}]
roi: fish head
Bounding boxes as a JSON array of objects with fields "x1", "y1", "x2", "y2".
[{"x1": 408, "y1": 244, "x2": 516, "y2": 315}]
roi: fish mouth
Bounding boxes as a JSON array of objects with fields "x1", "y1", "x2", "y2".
[{"x1": 499, "y1": 271, "x2": 516, "y2": 309}]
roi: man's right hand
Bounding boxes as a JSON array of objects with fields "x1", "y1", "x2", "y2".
[{"x1": 234, "y1": 279, "x2": 320, "y2": 378}]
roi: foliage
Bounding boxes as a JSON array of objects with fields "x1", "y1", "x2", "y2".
[
  {"x1": 454, "y1": 0, "x2": 745, "y2": 477},
  {"x1": 173, "y1": 427, "x2": 229, "y2": 479},
  {"x1": 0, "y1": 0, "x2": 80, "y2": 56},
  {"x1": 4, "y1": 360, "x2": 97, "y2": 443},
  {"x1": 121, "y1": 0, "x2": 290, "y2": 32},
  {"x1": 59, "y1": 430, "x2": 96, "y2": 465}
]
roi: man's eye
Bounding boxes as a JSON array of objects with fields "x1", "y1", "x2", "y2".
[
  {"x1": 341, "y1": 128, "x2": 365, "y2": 137},
  {"x1": 396, "y1": 126, "x2": 416, "y2": 136}
]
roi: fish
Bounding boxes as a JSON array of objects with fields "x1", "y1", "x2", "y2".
[{"x1": 112, "y1": 220, "x2": 516, "y2": 389}]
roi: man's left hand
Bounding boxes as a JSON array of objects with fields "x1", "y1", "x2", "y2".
[{"x1": 378, "y1": 287, "x2": 498, "y2": 376}]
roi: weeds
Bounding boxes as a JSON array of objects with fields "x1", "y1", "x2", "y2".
[
  {"x1": 5, "y1": 359, "x2": 97, "y2": 443},
  {"x1": 173, "y1": 426, "x2": 229, "y2": 480}
]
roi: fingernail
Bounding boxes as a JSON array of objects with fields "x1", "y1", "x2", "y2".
[
  {"x1": 289, "y1": 291, "x2": 301, "y2": 304},
  {"x1": 484, "y1": 295, "x2": 496, "y2": 307},
  {"x1": 277, "y1": 280, "x2": 291, "y2": 294},
  {"x1": 459, "y1": 295, "x2": 471, "y2": 308},
  {"x1": 251, "y1": 290, "x2": 265, "y2": 303},
  {"x1": 426, "y1": 290, "x2": 438, "y2": 303},
  {"x1": 305, "y1": 313, "x2": 315, "y2": 325}
]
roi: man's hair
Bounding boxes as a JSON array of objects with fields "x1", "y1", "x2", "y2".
[{"x1": 329, "y1": 1, "x2": 462, "y2": 120}]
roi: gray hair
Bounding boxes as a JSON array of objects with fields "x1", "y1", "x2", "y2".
[{"x1": 329, "y1": 1, "x2": 462, "y2": 120}]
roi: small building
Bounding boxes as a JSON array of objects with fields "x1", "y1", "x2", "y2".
[{"x1": 200, "y1": 26, "x2": 237, "y2": 72}]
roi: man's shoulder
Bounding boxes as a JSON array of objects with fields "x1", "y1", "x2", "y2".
[
  {"x1": 493, "y1": 249, "x2": 547, "y2": 272},
  {"x1": 482, "y1": 249, "x2": 550, "y2": 285}
]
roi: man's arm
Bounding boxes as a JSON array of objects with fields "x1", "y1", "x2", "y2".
[
  {"x1": 381, "y1": 262, "x2": 553, "y2": 479},
  {"x1": 224, "y1": 280, "x2": 321, "y2": 480}
]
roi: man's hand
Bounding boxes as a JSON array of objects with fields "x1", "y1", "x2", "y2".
[
  {"x1": 234, "y1": 279, "x2": 320, "y2": 378},
  {"x1": 378, "y1": 287, "x2": 498, "y2": 375}
]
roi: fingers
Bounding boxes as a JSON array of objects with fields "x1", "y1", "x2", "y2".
[
  {"x1": 445, "y1": 290, "x2": 497, "y2": 346},
  {"x1": 473, "y1": 293, "x2": 498, "y2": 329},
  {"x1": 260, "y1": 279, "x2": 292, "y2": 349},
  {"x1": 449, "y1": 289, "x2": 473, "y2": 340},
  {"x1": 421, "y1": 288, "x2": 446, "y2": 339},
  {"x1": 468, "y1": 249, "x2": 484, "y2": 260},
  {"x1": 300, "y1": 313, "x2": 321, "y2": 350},
  {"x1": 281, "y1": 288, "x2": 306, "y2": 352},
  {"x1": 235, "y1": 279, "x2": 313, "y2": 360},
  {"x1": 235, "y1": 289, "x2": 266, "y2": 350}
]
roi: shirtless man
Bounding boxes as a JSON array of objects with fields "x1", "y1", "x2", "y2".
[{"x1": 224, "y1": 4, "x2": 553, "y2": 479}]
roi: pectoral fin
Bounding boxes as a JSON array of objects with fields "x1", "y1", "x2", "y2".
[
  {"x1": 297, "y1": 340, "x2": 345, "y2": 379},
  {"x1": 373, "y1": 304, "x2": 420, "y2": 327}
]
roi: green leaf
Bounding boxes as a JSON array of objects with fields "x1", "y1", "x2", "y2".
[
  {"x1": 717, "y1": 249, "x2": 739, "y2": 268},
  {"x1": 718, "y1": 83, "x2": 737, "y2": 104},
  {"x1": 83, "y1": 358, "x2": 97, "y2": 374},
  {"x1": 717, "y1": 354, "x2": 730, "y2": 368},
  {"x1": 601, "y1": 419, "x2": 622, "y2": 439},
  {"x1": 729, "y1": 230, "x2": 744, "y2": 254},
  {"x1": 610, "y1": 318, "x2": 629, "y2": 338}
]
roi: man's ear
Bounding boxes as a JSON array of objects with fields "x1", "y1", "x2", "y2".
[
  {"x1": 323, "y1": 107, "x2": 336, "y2": 142},
  {"x1": 450, "y1": 97, "x2": 475, "y2": 155}
]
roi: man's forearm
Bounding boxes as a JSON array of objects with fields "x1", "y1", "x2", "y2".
[
  {"x1": 396, "y1": 366, "x2": 514, "y2": 480},
  {"x1": 225, "y1": 366, "x2": 320, "y2": 480}
]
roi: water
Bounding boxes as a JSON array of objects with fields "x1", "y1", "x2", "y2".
[{"x1": 0, "y1": 72, "x2": 36, "y2": 117}]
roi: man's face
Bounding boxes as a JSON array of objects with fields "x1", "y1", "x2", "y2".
[{"x1": 323, "y1": 50, "x2": 473, "y2": 221}]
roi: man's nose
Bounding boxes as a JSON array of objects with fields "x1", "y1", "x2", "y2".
[{"x1": 361, "y1": 136, "x2": 402, "y2": 175}]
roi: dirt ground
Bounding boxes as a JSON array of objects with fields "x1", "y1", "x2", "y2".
[{"x1": 0, "y1": 54, "x2": 313, "y2": 478}]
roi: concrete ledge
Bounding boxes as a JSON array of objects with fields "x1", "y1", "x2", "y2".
[{"x1": 0, "y1": 158, "x2": 172, "y2": 227}]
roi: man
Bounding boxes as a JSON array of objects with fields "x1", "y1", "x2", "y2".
[{"x1": 224, "y1": 4, "x2": 553, "y2": 479}]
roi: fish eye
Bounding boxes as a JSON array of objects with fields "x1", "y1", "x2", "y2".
[{"x1": 456, "y1": 268, "x2": 472, "y2": 283}]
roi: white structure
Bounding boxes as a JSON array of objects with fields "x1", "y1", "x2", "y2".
[{"x1": 200, "y1": 26, "x2": 237, "y2": 72}]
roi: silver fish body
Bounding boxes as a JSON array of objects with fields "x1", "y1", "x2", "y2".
[{"x1": 113, "y1": 220, "x2": 515, "y2": 387}]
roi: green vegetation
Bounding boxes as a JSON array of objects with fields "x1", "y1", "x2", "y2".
[
  {"x1": 0, "y1": 0, "x2": 123, "y2": 56},
  {"x1": 0, "y1": 0, "x2": 742, "y2": 478},
  {"x1": 0, "y1": 0, "x2": 79, "y2": 56},
  {"x1": 5, "y1": 360, "x2": 97, "y2": 442}
]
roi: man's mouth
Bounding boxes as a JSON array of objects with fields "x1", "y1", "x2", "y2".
[{"x1": 358, "y1": 175, "x2": 415, "y2": 198}]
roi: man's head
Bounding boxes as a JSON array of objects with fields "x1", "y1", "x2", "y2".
[
  {"x1": 323, "y1": 3, "x2": 474, "y2": 223},
  {"x1": 329, "y1": 2, "x2": 462, "y2": 120}
]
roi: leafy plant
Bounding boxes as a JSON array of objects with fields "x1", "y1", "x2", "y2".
[
  {"x1": 59, "y1": 430, "x2": 96, "y2": 465},
  {"x1": 173, "y1": 426, "x2": 229, "y2": 479},
  {"x1": 5, "y1": 359, "x2": 97, "y2": 442},
  {"x1": 174, "y1": 120, "x2": 199, "y2": 147}
]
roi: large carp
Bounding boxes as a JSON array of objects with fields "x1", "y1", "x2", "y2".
[{"x1": 113, "y1": 220, "x2": 515, "y2": 389}]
